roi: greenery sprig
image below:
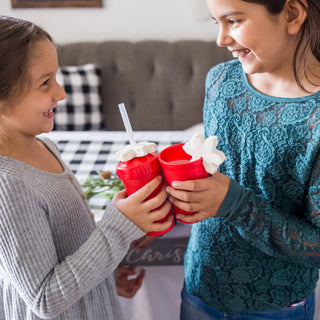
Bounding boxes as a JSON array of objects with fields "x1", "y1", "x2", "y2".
[{"x1": 81, "y1": 171, "x2": 124, "y2": 201}]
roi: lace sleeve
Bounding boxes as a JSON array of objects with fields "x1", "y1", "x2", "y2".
[{"x1": 217, "y1": 152, "x2": 320, "y2": 268}]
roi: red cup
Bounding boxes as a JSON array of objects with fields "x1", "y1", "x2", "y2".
[
  {"x1": 159, "y1": 143, "x2": 209, "y2": 223},
  {"x1": 116, "y1": 152, "x2": 174, "y2": 236}
]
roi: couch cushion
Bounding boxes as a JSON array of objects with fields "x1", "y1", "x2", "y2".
[
  {"x1": 54, "y1": 63, "x2": 104, "y2": 131},
  {"x1": 57, "y1": 41, "x2": 231, "y2": 130}
]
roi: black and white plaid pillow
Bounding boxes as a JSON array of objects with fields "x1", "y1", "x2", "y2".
[{"x1": 54, "y1": 63, "x2": 104, "y2": 131}]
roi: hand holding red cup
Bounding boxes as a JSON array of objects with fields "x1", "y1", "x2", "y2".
[{"x1": 159, "y1": 134, "x2": 226, "y2": 223}]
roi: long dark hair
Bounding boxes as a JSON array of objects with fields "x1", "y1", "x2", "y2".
[
  {"x1": 242, "y1": 0, "x2": 320, "y2": 91},
  {"x1": 0, "y1": 16, "x2": 53, "y2": 110}
]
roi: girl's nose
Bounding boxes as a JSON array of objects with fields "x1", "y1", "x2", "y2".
[
  {"x1": 216, "y1": 27, "x2": 233, "y2": 47},
  {"x1": 54, "y1": 81, "x2": 67, "y2": 102}
]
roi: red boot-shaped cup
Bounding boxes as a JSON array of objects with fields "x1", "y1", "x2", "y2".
[
  {"x1": 159, "y1": 133, "x2": 226, "y2": 223},
  {"x1": 116, "y1": 142, "x2": 174, "y2": 236}
]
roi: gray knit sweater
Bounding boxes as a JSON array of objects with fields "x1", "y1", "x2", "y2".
[{"x1": 0, "y1": 137, "x2": 144, "y2": 320}]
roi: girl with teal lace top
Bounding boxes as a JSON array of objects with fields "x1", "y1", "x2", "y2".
[{"x1": 166, "y1": 0, "x2": 320, "y2": 319}]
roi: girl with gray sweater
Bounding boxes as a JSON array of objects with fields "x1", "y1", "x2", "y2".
[{"x1": 0, "y1": 16, "x2": 173, "y2": 320}]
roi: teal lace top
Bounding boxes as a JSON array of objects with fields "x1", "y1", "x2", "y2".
[{"x1": 184, "y1": 59, "x2": 320, "y2": 313}]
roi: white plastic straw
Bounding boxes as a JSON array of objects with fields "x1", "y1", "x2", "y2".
[{"x1": 118, "y1": 103, "x2": 136, "y2": 145}]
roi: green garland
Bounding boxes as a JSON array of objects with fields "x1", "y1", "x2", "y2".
[{"x1": 81, "y1": 171, "x2": 124, "y2": 201}]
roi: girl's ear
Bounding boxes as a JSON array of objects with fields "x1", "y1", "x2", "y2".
[{"x1": 285, "y1": 0, "x2": 307, "y2": 35}]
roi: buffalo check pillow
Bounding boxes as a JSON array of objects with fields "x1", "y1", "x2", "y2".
[{"x1": 54, "y1": 63, "x2": 104, "y2": 131}]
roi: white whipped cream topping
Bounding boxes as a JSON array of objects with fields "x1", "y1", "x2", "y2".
[
  {"x1": 116, "y1": 142, "x2": 157, "y2": 161},
  {"x1": 183, "y1": 133, "x2": 226, "y2": 174}
]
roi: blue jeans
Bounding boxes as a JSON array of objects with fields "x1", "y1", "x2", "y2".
[{"x1": 180, "y1": 285, "x2": 315, "y2": 320}]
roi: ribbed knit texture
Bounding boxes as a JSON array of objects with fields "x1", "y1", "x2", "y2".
[
  {"x1": 184, "y1": 60, "x2": 320, "y2": 312},
  {"x1": 0, "y1": 138, "x2": 144, "y2": 319}
]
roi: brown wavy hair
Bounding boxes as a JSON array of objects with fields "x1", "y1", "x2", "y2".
[
  {"x1": 242, "y1": 0, "x2": 320, "y2": 91},
  {"x1": 0, "y1": 16, "x2": 53, "y2": 111}
]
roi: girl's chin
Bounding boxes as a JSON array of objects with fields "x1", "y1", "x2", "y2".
[
  {"x1": 240, "y1": 59, "x2": 260, "y2": 75},
  {"x1": 239, "y1": 54, "x2": 266, "y2": 74},
  {"x1": 42, "y1": 122, "x2": 54, "y2": 133}
]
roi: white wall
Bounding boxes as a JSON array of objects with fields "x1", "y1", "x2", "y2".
[{"x1": 0, "y1": 0, "x2": 218, "y2": 44}]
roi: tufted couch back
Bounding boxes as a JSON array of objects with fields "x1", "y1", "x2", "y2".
[{"x1": 57, "y1": 41, "x2": 231, "y2": 131}]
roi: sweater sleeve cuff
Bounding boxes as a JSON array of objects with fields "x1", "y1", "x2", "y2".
[
  {"x1": 97, "y1": 204, "x2": 145, "y2": 242},
  {"x1": 216, "y1": 178, "x2": 248, "y2": 221}
]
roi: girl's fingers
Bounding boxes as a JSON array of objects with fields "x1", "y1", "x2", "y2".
[
  {"x1": 137, "y1": 269, "x2": 145, "y2": 283},
  {"x1": 113, "y1": 176, "x2": 175, "y2": 233},
  {"x1": 168, "y1": 195, "x2": 201, "y2": 213},
  {"x1": 147, "y1": 213, "x2": 174, "y2": 233},
  {"x1": 141, "y1": 186, "x2": 168, "y2": 211},
  {"x1": 118, "y1": 265, "x2": 136, "y2": 276},
  {"x1": 112, "y1": 189, "x2": 127, "y2": 201},
  {"x1": 166, "y1": 187, "x2": 205, "y2": 204},
  {"x1": 148, "y1": 200, "x2": 172, "y2": 221},
  {"x1": 170, "y1": 177, "x2": 211, "y2": 192},
  {"x1": 130, "y1": 176, "x2": 163, "y2": 202},
  {"x1": 113, "y1": 177, "x2": 163, "y2": 204}
]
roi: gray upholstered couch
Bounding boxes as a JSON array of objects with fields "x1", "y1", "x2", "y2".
[{"x1": 57, "y1": 41, "x2": 231, "y2": 131}]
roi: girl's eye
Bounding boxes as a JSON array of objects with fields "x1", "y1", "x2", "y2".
[
  {"x1": 227, "y1": 19, "x2": 239, "y2": 25},
  {"x1": 41, "y1": 79, "x2": 50, "y2": 87}
]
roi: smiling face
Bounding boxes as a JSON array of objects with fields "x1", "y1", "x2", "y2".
[
  {"x1": 206, "y1": 0, "x2": 298, "y2": 77},
  {"x1": 0, "y1": 39, "x2": 66, "y2": 137}
]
